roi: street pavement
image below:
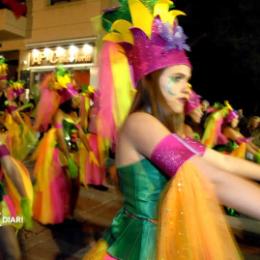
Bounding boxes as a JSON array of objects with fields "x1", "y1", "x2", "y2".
[
  {"x1": 19, "y1": 185, "x2": 122, "y2": 260},
  {"x1": 18, "y1": 185, "x2": 260, "y2": 260}
]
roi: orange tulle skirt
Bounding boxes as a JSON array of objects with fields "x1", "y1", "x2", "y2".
[{"x1": 157, "y1": 160, "x2": 242, "y2": 259}]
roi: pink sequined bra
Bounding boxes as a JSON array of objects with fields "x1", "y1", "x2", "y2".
[{"x1": 151, "y1": 134, "x2": 205, "y2": 177}]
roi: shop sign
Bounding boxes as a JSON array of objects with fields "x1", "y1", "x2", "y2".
[{"x1": 28, "y1": 43, "x2": 94, "y2": 66}]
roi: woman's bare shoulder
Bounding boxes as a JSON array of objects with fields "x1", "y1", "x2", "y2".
[
  {"x1": 123, "y1": 112, "x2": 166, "y2": 133},
  {"x1": 119, "y1": 112, "x2": 171, "y2": 158}
]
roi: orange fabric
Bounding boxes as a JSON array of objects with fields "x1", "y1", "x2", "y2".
[
  {"x1": 74, "y1": 70, "x2": 90, "y2": 90},
  {"x1": 157, "y1": 160, "x2": 242, "y2": 260},
  {"x1": 230, "y1": 142, "x2": 247, "y2": 159},
  {"x1": 83, "y1": 240, "x2": 109, "y2": 260}
]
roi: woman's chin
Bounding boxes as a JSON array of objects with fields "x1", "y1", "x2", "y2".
[{"x1": 172, "y1": 106, "x2": 184, "y2": 114}]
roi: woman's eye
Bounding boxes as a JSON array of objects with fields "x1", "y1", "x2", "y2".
[{"x1": 170, "y1": 76, "x2": 182, "y2": 82}]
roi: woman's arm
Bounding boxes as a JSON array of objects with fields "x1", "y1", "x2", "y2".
[
  {"x1": 77, "y1": 125, "x2": 90, "y2": 151},
  {"x1": 122, "y1": 112, "x2": 260, "y2": 181},
  {"x1": 223, "y1": 126, "x2": 243, "y2": 141},
  {"x1": 54, "y1": 110, "x2": 70, "y2": 157},
  {"x1": 223, "y1": 126, "x2": 260, "y2": 155},
  {"x1": 203, "y1": 148, "x2": 260, "y2": 181},
  {"x1": 119, "y1": 112, "x2": 204, "y2": 177}
]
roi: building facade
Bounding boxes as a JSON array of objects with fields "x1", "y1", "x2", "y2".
[{"x1": 0, "y1": 0, "x2": 115, "y2": 88}]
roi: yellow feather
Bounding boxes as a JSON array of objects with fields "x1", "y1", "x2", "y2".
[
  {"x1": 103, "y1": 32, "x2": 123, "y2": 42},
  {"x1": 110, "y1": 45, "x2": 136, "y2": 128},
  {"x1": 129, "y1": 0, "x2": 153, "y2": 37},
  {"x1": 111, "y1": 19, "x2": 132, "y2": 33},
  {"x1": 153, "y1": 0, "x2": 172, "y2": 23},
  {"x1": 111, "y1": 19, "x2": 134, "y2": 44},
  {"x1": 103, "y1": 30, "x2": 133, "y2": 44},
  {"x1": 168, "y1": 10, "x2": 186, "y2": 25},
  {"x1": 224, "y1": 100, "x2": 233, "y2": 110}
]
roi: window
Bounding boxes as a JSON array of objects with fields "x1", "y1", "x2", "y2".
[{"x1": 49, "y1": 0, "x2": 80, "y2": 5}]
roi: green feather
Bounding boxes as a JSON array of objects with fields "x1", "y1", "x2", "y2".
[
  {"x1": 67, "y1": 157, "x2": 78, "y2": 178},
  {"x1": 102, "y1": 0, "x2": 162, "y2": 32},
  {"x1": 21, "y1": 197, "x2": 33, "y2": 229}
]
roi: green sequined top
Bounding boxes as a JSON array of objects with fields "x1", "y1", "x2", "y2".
[{"x1": 104, "y1": 158, "x2": 168, "y2": 260}]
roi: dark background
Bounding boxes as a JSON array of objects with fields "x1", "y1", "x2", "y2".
[{"x1": 176, "y1": 0, "x2": 259, "y2": 116}]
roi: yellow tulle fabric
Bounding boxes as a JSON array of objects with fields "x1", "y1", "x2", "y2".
[
  {"x1": 1, "y1": 157, "x2": 33, "y2": 229},
  {"x1": 110, "y1": 44, "x2": 136, "y2": 131},
  {"x1": 83, "y1": 240, "x2": 109, "y2": 260},
  {"x1": 78, "y1": 142, "x2": 88, "y2": 186},
  {"x1": 4, "y1": 158, "x2": 33, "y2": 206},
  {"x1": 4, "y1": 112, "x2": 37, "y2": 161},
  {"x1": 157, "y1": 160, "x2": 242, "y2": 260},
  {"x1": 32, "y1": 128, "x2": 57, "y2": 223},
  {"x1": 230, "y1": 142, "x2": 247, "y2": 159}
]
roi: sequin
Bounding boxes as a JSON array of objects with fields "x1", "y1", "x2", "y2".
[
  {"x1": 151, "y1": 134, "x2": 205, "y2": 177},
  {"x1": 121, "y1": 17, "x2": 191, "y2": 84}
]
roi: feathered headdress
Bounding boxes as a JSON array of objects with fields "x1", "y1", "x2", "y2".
[
  {"x1": 201, "y1": 101, "x2": 238, "y2": 148},
  {"x1": 97, "y1": 0, "x2": 191, "y2": 146},
  {"x1": 79, "y1": 85, "x2": 96, "y2": 131},
  {"x1": 54, "y1": 66, "x2": 78, "y2": 104},
  {"x1": 34, "y1": 65, "x2": 78, "y2": 131},
  {"x1": 7, "y1": 80, "x2": 25, "y2": 100},
  {"x1": 224, "y1": 100, "x2": 238, "y2": 124}
]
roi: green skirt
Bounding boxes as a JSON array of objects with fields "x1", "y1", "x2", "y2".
[{"x1": 104, "y1": 208, "x2": 157, "y2": 260}]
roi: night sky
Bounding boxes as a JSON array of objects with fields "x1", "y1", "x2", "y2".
[{"x1": 175, "y1": 0, "x2": 260, "y2": 116}]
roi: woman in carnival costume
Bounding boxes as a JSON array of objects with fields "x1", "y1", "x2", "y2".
[
  {"x1": 0, "y1": 143, "x2": 33, "y2": 259},
  {"x1": 85, "y1": 1, "x2": 260, "y2": 259},
  {"x1": 2, "y1": 80, "x2": 38, "y2": 161},
  {"x1": 82, "y1": 88, "x2": 107, "y2": 190},
  {"x1": 32, "y1": 66, "x2": 89, "y2": 224},
  {"x1": 202, "y1": 101, "x2": 260, "y2": 159},
  {"x1": 184, "y1": 88, "x2": 203, "y2": 140},
  {"x1": 67, "y1": 84, "x2": 105, "y2": 190},
  {"x1": 202, "y1": 101, "x2": 260, "y2": 217}
]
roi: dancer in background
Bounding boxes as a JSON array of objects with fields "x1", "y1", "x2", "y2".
[
  {"x1": 2, "y1": 80, "x2": 37, "y2": 161},
  {"x1": 184, "y1": 89, "x2": 203, "y2": 140},
  {"x1": 202, "y1": 101, "x2": 260, "y2": 159},
  {"x1": 85, "y1": 105, "x2": 107, "y2": 190},
  {"x1": 0, "y1": 143, "x2": 33, "y2": 259},
  {"x1": 32, "y1": 66, "x2": 89, "y2": 224}
]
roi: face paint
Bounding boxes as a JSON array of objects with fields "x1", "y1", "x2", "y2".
[{"x1": 165, "y1": 76, "x2": 177, "y2": 96}]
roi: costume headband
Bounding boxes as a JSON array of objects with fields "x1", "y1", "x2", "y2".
[{"x1": 224, "y1": 100, "x2": 238, "y2": 123}]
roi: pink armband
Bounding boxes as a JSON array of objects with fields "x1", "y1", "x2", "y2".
[
  {"x1": 150, "y1": 134, "x2": 205, "y2": 177},
  {"x1": 55, "y1": 123, "x2": 62, "y2": 129},
  {"x1": 6, "y1": 105, "x2": 17, "y2": 113},
  {"x1": 236, "y1": 137, "x2": 251, "y2": 144},
  {"x1": 0, "y1": 144, "x2": 10, "y2": 158}
]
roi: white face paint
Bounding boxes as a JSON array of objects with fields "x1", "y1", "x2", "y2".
[
  {"x1": 159, "y1": 65, "x2": 191, "y2": 114},
  {"x1": 165, "y1": 76, "x2": 177, "y2": 96}
]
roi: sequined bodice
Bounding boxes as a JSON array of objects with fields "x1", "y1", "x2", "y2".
[{"x1": 117, "y1": 159, "x2": 168, "y2": 219}]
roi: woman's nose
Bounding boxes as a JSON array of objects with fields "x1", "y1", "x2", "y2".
[{"x1": 182, "y1": 83, "x2": 191, "y2": 97}]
